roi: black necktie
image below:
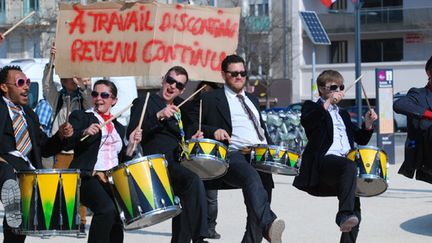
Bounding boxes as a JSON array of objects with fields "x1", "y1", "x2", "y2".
[{"x1": 236, "y1": 94, "x2": 265, "y2": 141}]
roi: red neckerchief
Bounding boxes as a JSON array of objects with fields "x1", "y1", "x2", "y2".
[{"x1": 98, "y1": 112, "x2": 113, "y2": 134}]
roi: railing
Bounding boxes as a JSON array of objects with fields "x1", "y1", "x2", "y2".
[
  {"x1": 244, "y1": 16, "x2": 271, "y2": 33},
  {"x1": 318, "y1": 7, "x2": 432, "y2": 33}
]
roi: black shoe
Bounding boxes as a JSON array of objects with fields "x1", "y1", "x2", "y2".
[
  {"x1": 1, "y1": 179, "x2": 22, "y2": 228},
  {"x1": 77, "y1": 223, "x2": 87, "y2": 238},
  {"x1": 193, "y1": 237, "x2": 209, "y2": 243},
  {"x1": 208, "y1": 229, "x2": 221, "y2": 239}
]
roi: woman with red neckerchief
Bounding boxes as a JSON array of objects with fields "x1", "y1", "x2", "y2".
[{"x1": 64, "y1": 79, "x2": 142, "y2": 243}]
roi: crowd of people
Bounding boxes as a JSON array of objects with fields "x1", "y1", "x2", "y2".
[{"x1": 1, "y1": 26, "x2": 431, "y2": 243}]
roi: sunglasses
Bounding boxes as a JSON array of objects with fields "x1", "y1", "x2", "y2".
[
  {"x1": 91, "y1": 91, "x2": 112, "y2": 99},
  {"x1": 165, "y1": 76, "x2": 185, "y2": 90},
  {"x1": 225, "y1": 70, "x2": 247, "y2": 78},
  {"x1": 323, "y1": 84, "x2": 345, "y2": 91},
  {"x1": 6, "y1": 78, "x2": 31, "y2": 87}
]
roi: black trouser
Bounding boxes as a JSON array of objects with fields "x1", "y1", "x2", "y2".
[
  {"x1": 169, "y1": 161, "x2": 208, "y2": 243},
  {"x1": 0, "y1": 162, "x2": 26, "y2": 243},
  {"x1": 315, "y1": 155, "x2": 361, "y2": 243},
  {"x1": 222, "y1": 151, "x2": 277, "y2": 243},
  {"x1": 80, "y1": 176, "x2": 123, "y2": 243},
  {"x1": 206, "y1": 189, "x2": 218, "y2": 232}
]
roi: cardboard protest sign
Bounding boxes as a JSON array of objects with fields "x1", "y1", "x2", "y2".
[{"x1": 55, "y1": 1, "x2": 240, "y2": 83}]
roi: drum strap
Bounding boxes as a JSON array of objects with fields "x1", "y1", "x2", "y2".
[{"x1": 174, "y1": 111, "x2": 190, "y2": 160}]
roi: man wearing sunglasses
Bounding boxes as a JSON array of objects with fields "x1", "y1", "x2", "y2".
[
  {"x1": 294, "y1": 70, "x2": 377, "y2": 243},
  {"x1": 192, "y1": 54, "x2": 284, "y2": 243},
  {"x1": 0, "y1": 65, "x2": 74, "y2": 243},
  {"x1": 127, "y1": 66, "x2": 209, "y2": 243},
  {"x1": 41, "y1": 44, "x2": 93, "y2": 236}
]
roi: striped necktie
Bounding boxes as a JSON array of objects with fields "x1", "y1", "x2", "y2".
[
  {"x1": 236, "y1": 94, "x2": 265, "y2": 141},
  {"x1": 174, "y1": 110, "x2": 190, "y2": 160},
  {"x1": 9, "y1": 104, "x2": 32, "y2": 157}
]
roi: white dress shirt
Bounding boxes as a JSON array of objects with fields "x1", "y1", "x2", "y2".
[
  {"x1": 224, "y1": 85, "x2": 267, "y2": 150},
  {"x1": 325, "y1": 103, "x2": 351, "y2": 156}
]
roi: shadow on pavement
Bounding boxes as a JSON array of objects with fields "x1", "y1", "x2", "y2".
[{"x1": 400, "y1": 214, "x2": 432, "y2": 236}]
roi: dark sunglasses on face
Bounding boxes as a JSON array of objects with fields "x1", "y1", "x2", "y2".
[
  {"x1": 91, "y1": 91, "x2": 112, "y2": 99},
  {"x1": 7, "y1": 78, "x2": 31, "y2": 87},
  {"x1": 323, "y1": 84, "x2": 345, "y2": 91},
  {"x1": 225, "y1": 70, "x2": 247, "y2": 78},
  {"x1": 165, "y1": 75, "x2": 185, "y2": 90}
]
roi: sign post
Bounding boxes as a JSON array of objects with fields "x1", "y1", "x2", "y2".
[{"x1": 376, "y1": 68, "x2": 395, "y2": 164}]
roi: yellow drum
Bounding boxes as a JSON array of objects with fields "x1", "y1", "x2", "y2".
[
  {"x1": 347, "y1": 146, "x2": 388, "y2": 197},
  {"x1": 182, "y1": 138, "x2": 228, "y2": 180},
  {"x1": 15, "y1": 169, "x2": 81, "y2": 236},
  {"x1": 107, "y1": 154, "x2": 181, "y2": 230},
  {"x1": 250, "y1": 145, "x2": 300, "y2": 176}
]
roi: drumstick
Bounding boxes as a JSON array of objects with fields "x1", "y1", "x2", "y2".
[
  {"x1": 3, "y1": 11, "x2": 36, "y2": 37},
  {"x1": 332, "y1": 74, "x2": 364, "y2": 102},
  {"x1": 198, "y1": 99, "x2": 202, "y2": 132},
  {"x1": 132, "y1": 92, "x2": 150, "y2": 152},
  {"x1": 177, "y1": 84, "x2": 207, "y2": 108},
  {"x1": 80, "y1": 103, "x2": 133, "y2": 141},
  {"x1": 65, "y1": 95, "x2": 71, "y2": 123},
  {"x1": 361, "y1": 81, "x2": 372, "y2": 111},
  {"x1": 344, "y1": 74, "x2": 364, "y2": 93}
]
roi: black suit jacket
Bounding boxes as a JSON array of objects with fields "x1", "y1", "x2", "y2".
[
  {"x1": 191, "y1": 88, "x2": 274, "y2": 189},
  {"x1": 293, "y1": 100, "x2": 373, "y2": 194},
  {"x1": 393, "y1": 86, "x2": 432, "y2": 183},
  {"x1": 65, "y1": 110, "x2": 127, "y2": 174},
  {"x1": 0, "y1": 97, "x2": 63, "y2": 170},
  {"x1": 127, "y1": 93, "x2": 192, "y2": 164}
]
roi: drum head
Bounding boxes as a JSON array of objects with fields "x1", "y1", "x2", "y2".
[
  {"x1": 123, "y1": 205, "x2": 181, "y2": 230},
  {"x1": 356, "y1": 177, "x2": 388, "y2": 197},
  {"x1": 182, "y1": 157, "x2": 228, "y2": 180},
  {"x1": 254, "y1": 162, "x2": 298, "y2": 176}
]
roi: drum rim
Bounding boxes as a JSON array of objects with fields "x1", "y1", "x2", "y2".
[
  {"x1": 16, "y1": 169, "x2": 81, "y2": 174},
  {"x1": 186, "y1": 138, "x2": 228, "y2": 150},
  {"x1": 252, "y1": 144, "x2": 301, "y2": 156},
  {"x1": 110, "y1": 154, "x2": 166, "y2": 171},
  {"x1": 348, "y1": 145, "x2": 388, "y2": 156}
]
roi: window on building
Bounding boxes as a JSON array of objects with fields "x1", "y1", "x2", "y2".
[
  {"x1": 330, "y1": 0, "x2": 347, "y2": 10},
  {"x1": 249, "y1": 0, "x2": 269, "y2": 17},
  {"x1": 330, "y1": 40, "x2": 348, "y2": 63},
  {"x1": 361, "y1": 0, "x2": 403, "y2": 24},
  {"x1": 361, "y1": 38, "x2": 403, "y2": 62},
  {"x1": 0, "y1": 0, "x2": 5, "y2": 23}
]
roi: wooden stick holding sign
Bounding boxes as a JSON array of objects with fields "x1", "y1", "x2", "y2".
[
  {"x1": 132, "y1": 92, "x2": 150, "y2": 152},
  {"x1": 3, "y1": 11, "x2": 36, "y2": 37},
  {"x1": 80, "y1": 103, "x2": 133, "y2": 141}
]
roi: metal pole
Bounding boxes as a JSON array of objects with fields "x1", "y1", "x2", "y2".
[
  {"x1": 354, "y1": 1, "x2": 363, "y2": 127},
  {"x1": 282, "y1": 0, "x2": 287, "y2": 78},
  {"x1": 312, "y1": 45, "x2": 316, "y2": 100}
]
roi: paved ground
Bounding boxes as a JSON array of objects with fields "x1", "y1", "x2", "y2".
[{"x1": 1, "y1": 133, "x2": 432, "y2": 242}]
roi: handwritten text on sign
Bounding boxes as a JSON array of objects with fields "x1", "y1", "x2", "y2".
[{"x1": 55, "y1": 2, "x2": 240, "y2": 82}]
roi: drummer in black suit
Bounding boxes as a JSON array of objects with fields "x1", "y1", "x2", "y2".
[
  {"x1": 193, "y1": 54, "x2": 284, "y2": 243},
  {"x1": 127, "y1": 66, "x2": 209, "y2": 243},
  {"x1": 65, "y1": 79, "x2": 142, "y2": 243},
  {"x1": 0, "y1": 65, "x2": 73, "y2": 243},
  {"x1": 293, "y1": 70, "x2": 377, "y2": 243}
]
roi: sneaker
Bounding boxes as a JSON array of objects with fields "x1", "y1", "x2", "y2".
[
  {"x1": 1, "y1": 179, "x2": 22, "y2": 228},
  {"x1": 340, "y1": 215, "x2": 359, "y2": 233},
  {"x1": 268, "y1": 219, "x2": 285, "y2": 243},
  {"x1": 77, "y1": 223, "x2": 87, "y2": 238}
]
